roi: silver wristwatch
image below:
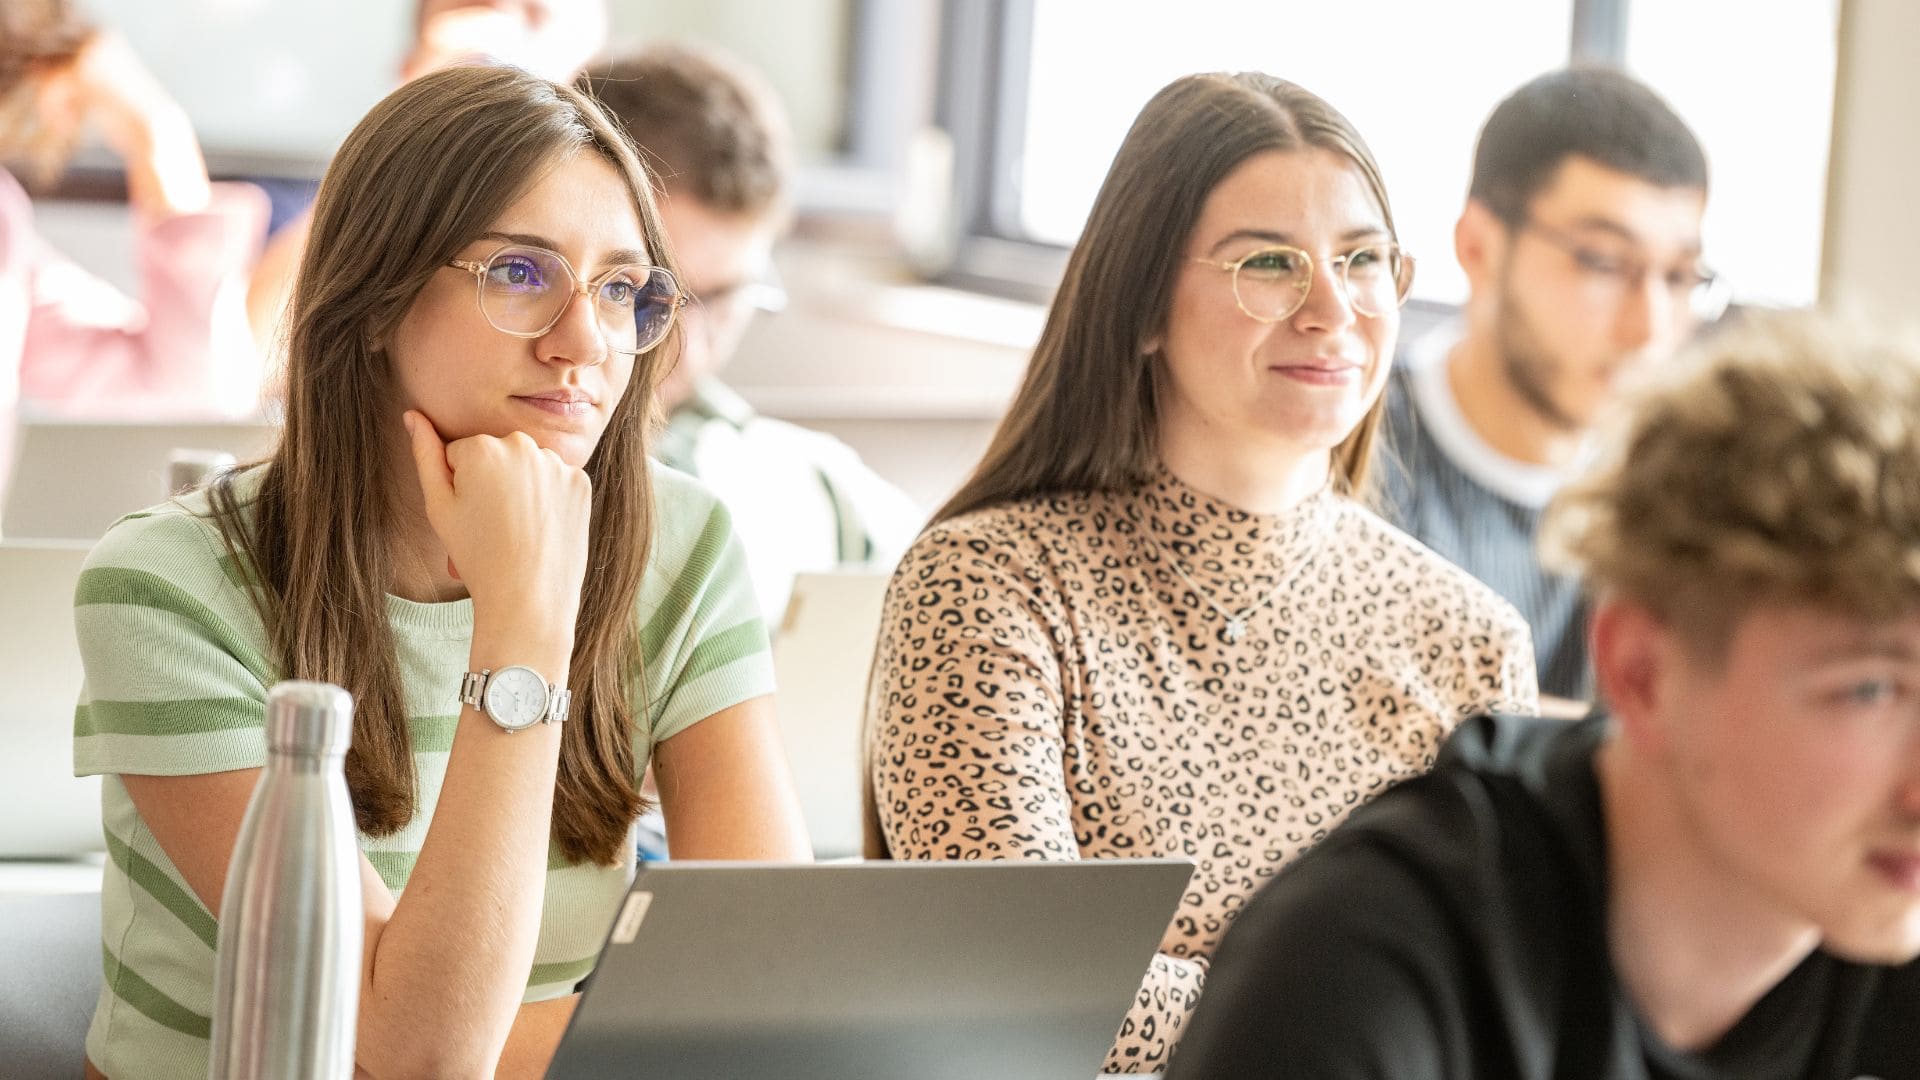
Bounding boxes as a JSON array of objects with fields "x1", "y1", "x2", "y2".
[{"x1": 459, "y1": 666, "x2": 570, "y2": 732}]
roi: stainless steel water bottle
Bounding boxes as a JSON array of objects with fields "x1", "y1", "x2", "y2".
[{"x1": 209, "y1": 680, "x2": 363, "y2": 1079}]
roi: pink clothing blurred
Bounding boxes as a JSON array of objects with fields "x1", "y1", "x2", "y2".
[{"x1": 0, "y1": 166, "x2": 268, "y2": 505}]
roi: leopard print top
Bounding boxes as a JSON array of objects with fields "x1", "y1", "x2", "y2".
[{"x1": 866, "y1": 466, "x2": 1539, "y2": 1072}]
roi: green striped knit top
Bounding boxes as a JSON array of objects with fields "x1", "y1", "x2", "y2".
[{"x1": 72, "y1": 463, "x2": 774, "y2": 1080}]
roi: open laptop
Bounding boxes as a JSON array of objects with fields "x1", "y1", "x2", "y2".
[
  {"x1": 3, "y1": 416, "x2": 277, "y2": 540},
  {"x1": 772, "y1": 571, "x2": 893, "y2": 859},
  {"x1": 0, "y1": 542, "x2": 103, "y2": 857},
  {"x1": 548, "y1": 859, "x2": 1193, "y2": 1080}
]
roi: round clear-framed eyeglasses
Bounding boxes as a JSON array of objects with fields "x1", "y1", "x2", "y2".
[
  {"x1": 1190, "y1": 243, "x2": 1415, "y2": 323},
  {"x1": 447, "y1": 243, "x2": 688, "y2": 355}
]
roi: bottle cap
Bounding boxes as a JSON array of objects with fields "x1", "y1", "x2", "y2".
[{"x1": 264, "y1": 681, "x2": 354, "y2": 756}]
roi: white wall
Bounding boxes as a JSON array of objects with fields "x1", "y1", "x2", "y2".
[
  {"x1": 1821, "y1": 0, "x2": 1920, "y2": 319},
  {"x1": 722, "y1": 241, "x2": 1034, "y2": 511}
]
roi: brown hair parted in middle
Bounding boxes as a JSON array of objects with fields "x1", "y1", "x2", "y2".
[
  {"x1": 212, "y1": 63, "x2": 679, "y2": 866},
  {"x1": 935, "y1": 71, "x2": 1401, "y2": 524}
]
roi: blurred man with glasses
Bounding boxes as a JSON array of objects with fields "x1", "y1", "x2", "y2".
[
  {"x1": 581, "y1": 43, "x2": 921, "y2": 626},
  {"x1": 1380, "y1": 67, "x2": 1721, "y2": 710}
]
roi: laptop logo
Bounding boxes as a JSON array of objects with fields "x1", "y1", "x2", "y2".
[{"x1": 611, "y1": 891, "x2": 654, "y2": 944}]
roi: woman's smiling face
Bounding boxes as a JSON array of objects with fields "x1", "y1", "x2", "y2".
[{"x1": 1157, "y1": 148, "x2": 1401, "y2": 464}]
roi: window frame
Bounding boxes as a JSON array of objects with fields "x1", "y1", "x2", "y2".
[{"x1": 927, "y1": 0, "x2": 1631, "y2": 301}]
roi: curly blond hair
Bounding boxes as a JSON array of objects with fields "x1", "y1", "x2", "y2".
[{"x1": 1541, "y1": 308, "x2": 1920, "y2": 654}]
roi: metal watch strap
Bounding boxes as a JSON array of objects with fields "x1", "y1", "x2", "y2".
[
  {"x1": 459, "y1": 669, "x2": 571, "y2": 725},
  {"x1": 459, "y1": 670, "x2": 489, "y2": 709},
  {"x1": 543, "y1": 685, "x2": 572, "y2": 724}
]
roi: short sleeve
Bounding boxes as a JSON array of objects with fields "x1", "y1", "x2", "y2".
[
  {"x1": 1417, "y1": 588, "x2": 1539, "y2": 744},
  {"x1": 72, "y1": 508, "x2": 277, "y2": 778},
  {"x1": 641, "y1": 470, "x2": 776, "y2": 745},
  {"x1": 1477, "y1": 606, "x2": 1541, "y2": 717}
]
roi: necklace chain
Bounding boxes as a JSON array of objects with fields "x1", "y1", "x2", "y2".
[{"x1": 1137, "y1": 531, "x2": 1291, "y2": 644}]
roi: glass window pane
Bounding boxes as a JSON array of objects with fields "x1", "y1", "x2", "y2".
[
  {"x1": 1625, "y1": 0, "x2": 1839, "y2": 306},
  {"x1": 1016, "y1": 0, "x2": 1575, "y2": 302}
]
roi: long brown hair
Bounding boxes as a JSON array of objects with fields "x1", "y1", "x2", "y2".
[
  {"x1": 213, "y1": 65, "x2": 676, "y2": 866},
  {"x1": 936, "y1": 72, "x2": 1401, "y2": 524}
]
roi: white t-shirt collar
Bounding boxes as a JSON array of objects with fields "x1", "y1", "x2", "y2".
[{"x1": 1402, "y1": 326, "x2": 1590, "y2": 510}]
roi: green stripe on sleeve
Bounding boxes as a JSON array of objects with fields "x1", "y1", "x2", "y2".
[
  {"x1": 103, "y1": 942, "x2": 213, "y2": 1040},
  {"x1": 76, "y1": 697, "x2": 263, "y2": 739},
  {"x1": 638, "y1": 502, "x2": 733, "y2": 659},
  {"x1": 675, "y1": 618, "x2": 770, "y2": 686},
  {"x1": 408, "y1": 714, "x2": 460, "y2": 754},
  {"x1": 366, "y1": 843, "x2": 578, "y2": 895},
  {"x1": 74, "y1": 566, "x2": 274, "y2": 683},
  {"x1": 105, "y1": 831, "x2": 218, "y2": 950},
  {"x1": 527, "y1": 955, "x2": 597, "y2": 989}
]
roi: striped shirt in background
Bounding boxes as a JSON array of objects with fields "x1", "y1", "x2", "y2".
[
  {"x1": 1378, "y1": 331, "x2": 1594, "y2": 701},
  {"x1": 71, "y1": 463, "x2": 774, "y2": 1080}
]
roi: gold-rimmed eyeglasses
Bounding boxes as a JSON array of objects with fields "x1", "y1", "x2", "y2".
[
  {"x1": 447, "y1": 243, "x2": 688, "y2": 355},
  {"x1": 1190, "y1": 243, "x2": 1415, "y2": 323}
]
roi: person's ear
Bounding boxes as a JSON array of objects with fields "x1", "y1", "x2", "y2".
[
  {"x1": 1455, "y1": 199, "x2": 1510, "y2": 296},
  {"x1": 1591, "y1": 597, "x2": 1678, "y2": 752}
]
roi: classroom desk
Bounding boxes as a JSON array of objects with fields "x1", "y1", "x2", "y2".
[{"x1": 0, "y1": 886, "x2": 104, "y2": 1079}]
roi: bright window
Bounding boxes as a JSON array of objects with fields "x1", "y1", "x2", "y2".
[
  {"x1": 996, "y1": 0, "x2": 1838, "y2": 307},
  {"x1": 1015, "y1": 0, "x2": 1575, "y2": 302},
  {"x1": 1624, "y1": 0, "x2": 1839, "y2": 306}
]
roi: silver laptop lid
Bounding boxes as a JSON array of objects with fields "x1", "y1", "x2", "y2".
[
  {"x1": 4, "y1": 417, "x2": 276, "y2": 540},
  {"x1": 548, "y1": 859, "x2": 1193, "y2": 1080}
]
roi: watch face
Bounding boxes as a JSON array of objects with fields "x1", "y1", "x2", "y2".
[{"x1": 484, "y1": 666, "x2": 549, "y2": 731}]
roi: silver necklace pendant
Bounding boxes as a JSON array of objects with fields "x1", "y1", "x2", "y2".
[{"x1": 1139, "y1": 530, "x2": 1283, "y2": 649}]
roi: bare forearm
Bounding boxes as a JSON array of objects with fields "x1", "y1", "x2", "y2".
[
  {"x1": 494, "y1": 995, "x2": 579, "y2": 1079},
  {"x1": 357, "y1": 609, "x2": 573, "y2": 1072},
  {"x1": 355, "y1": 996, "x2": 578, "y2": 1080},
  {"x1": 654, "y1": 697, "x2": 811, "y2": 861},
  {"x1": 247, "y1": 211, "x2": 310, "y2": 351},
  {"x1": 352, "y1": 418, "x2": 597, "y2": 1075},
  {"x1": 116, "y1": 102, "x2": 211, "y2": 218}
]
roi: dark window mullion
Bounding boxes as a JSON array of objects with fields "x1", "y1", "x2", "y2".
[
  {"x1": 981, "y1": 0, "x2": 1040, "y2": 238},
  {"x1": 1571, "y1": 0, "x2": 1631, "y2": 65}
]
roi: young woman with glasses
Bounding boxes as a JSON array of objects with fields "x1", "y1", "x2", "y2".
[
  {"x1": 865, "y1": 72, "x2": 1540, "y2": 1073},
  {"x1": 72, "y1": 65, "x2": 807, "y2": 1080}
]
